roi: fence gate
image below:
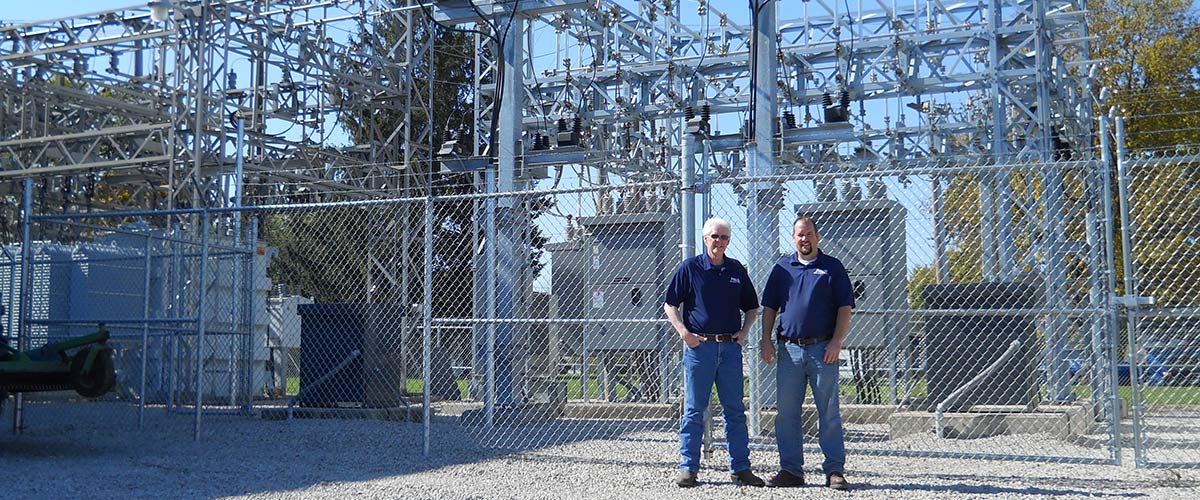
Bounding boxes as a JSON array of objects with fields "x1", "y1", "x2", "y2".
[{"x1": 1122, "y1": 152, "x2": 1200, "y2": 468}]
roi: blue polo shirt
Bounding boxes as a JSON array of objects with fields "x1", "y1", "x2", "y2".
[
  {"x1": 761, "y1": 251, "x2": 855, "y2": 340},
  {"x1": 664, "y1": 253, "x2": 759, "y2": 334}
]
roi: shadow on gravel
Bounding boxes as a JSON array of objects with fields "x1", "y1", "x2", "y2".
[
  {"x1": 0, "y1": 401, "x2": 682, "y2": 498},
  {"x1": 846, "y1": 471, "x2": 1165, "y2": 497},
  {"x1": 853, "y1": 481, "x2": 1148, "y2": 497}
]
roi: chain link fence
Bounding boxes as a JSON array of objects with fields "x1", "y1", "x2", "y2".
[
  {"x1": 2, "y1": 210, "x2": 259, "y2": 437},
  {"x1": 5, "y1": 151, "x2": 1200, "y2": 468},
  {"x1": 1123, "y1": 151, "x2": 1200, "y2": 467}
]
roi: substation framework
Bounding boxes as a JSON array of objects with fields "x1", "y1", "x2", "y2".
[
  {"x1": 430, "y1": 0, "x2": 1100, "y2": 411},
  {"x1": 0, "y1": 0, "x2": 1099, "y2": 270},
  {"x1": 1, "y1": 0, "x2": 1102, "y2": 409}
]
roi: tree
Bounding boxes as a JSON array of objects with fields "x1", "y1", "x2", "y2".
[
  {"x1": 1091, "y1": 0, "x2": 1200, "y2": 308},
  {"x1": 1092, "y1": 0, "x2": 1200, "y2": 151},
  {"x1": 262, "y1": 14, "x2": 476, "y2": 307},
  {"x1": 262, "y1": 14, "x2": 552, "y2": 315},
  {"x1": 906, "y1": 0, "x2": 1200, "y2": 309}
]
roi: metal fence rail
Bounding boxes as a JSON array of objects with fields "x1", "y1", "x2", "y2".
[
  {"x1": 6, "y1": 147, "x2": 1200, "y2": 468},
  {"x1": 1124, "y1": 150, "x2": 1200, "y2": 468}
]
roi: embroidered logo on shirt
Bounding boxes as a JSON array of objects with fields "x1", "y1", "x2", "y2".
[
  {"x1": 729, "y1": 277, "x2": 741, "y2": 284},
  {"x1": 813, "y1": 269, "x2": 828, "y2": 276}
]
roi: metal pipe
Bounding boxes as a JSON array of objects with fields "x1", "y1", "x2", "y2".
[
  {"x1": 423, "y1": 195, "x2": 433, "y2": 456},
  {"x1": 933, "y1": 175, "x2": 948, "y2": 284},
  {"x1": 935, "y1": 340, "x2": 1022, "y2": 438},
  {"x1": 194, "y1": 210, "x2": 210, "y2": 442},
  {"x1": 13, "y1": 177, "x2": 32, "y2": 435},
  {"x1": 681, "y1": 132, "x2": 696, "y2": 260},
  {"x1": 1115, "y1": 116, "x2": 1146, "y2": 466},
  {"x1": 27, "y1": 318, "x2": 198, "y2": 325},
  {"x1": 231, "y1": 114, "x2": 247, "y2": 412},
  {"x1": 234, "y1": 115, "x2": 245, "y2": 211}
]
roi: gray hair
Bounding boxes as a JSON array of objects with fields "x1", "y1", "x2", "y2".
[{"x1": 702, "y1": 218, "x2": 731, "y2": 236}]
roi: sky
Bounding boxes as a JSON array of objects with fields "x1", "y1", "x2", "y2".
[{"x1": 5, "y1": 0, "x2": 1197, "y2": 274}]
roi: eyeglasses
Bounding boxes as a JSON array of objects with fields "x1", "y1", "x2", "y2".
[{"x1": 707, "y1": 234, "x2": 730, "y2": 241}]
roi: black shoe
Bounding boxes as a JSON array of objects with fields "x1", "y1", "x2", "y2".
[
  {"x1": 675, "y1": 470, "x2": 698, "y2": 488},
  {"x1": 826, "y1": 471, "x2": 850, "y2": 491},
  {"x1": 730, "y1": 469, "x2": 766, "y2": 487},
  {"x1": 767, "y1": 470, "x2": 806, "y2": 488}
]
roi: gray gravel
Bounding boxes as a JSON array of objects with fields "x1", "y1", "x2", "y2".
[{"x1": 2, "y1": 401, "x2": 1199, "y2": 499}]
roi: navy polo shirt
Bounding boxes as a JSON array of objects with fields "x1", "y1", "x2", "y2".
[
  {"x1": 761, "y1": 251, "x2": 855, "y2": 340},
  {"x1": 663, "y1": 253, "x2": 759, "y2": 334}
]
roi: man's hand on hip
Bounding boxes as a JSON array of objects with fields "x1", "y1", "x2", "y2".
[
  {"x1": 759, "y1": 337, "x2": 776, "y2": 364},
  {"x1": 733, "y1": 329, "x2": 750, "y2": 346},
  {"x1": 681, "y1": 331, "x2": 705, "y2": 348}
]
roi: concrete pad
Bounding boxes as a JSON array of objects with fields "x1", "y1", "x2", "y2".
[
  {"x1": 260, "y1": 405, "x2": 421, "y2": 422},
  {"x1": 888, "y1": 411, "x2": 931, "y2": 438},
  {"x1": 561, "y1": 402, "x2": 678, "y2": 420},
  {"x1": 460, "y1": 402, "x2": 565, "y2": 427},
  {"x1": 888, "y1": 411, "x2": 1007, "y2": 439}
]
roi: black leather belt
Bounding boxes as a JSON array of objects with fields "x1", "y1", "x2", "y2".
[
  {"x1": 777, "y1": 335, "x2": 831, "y2": 346},
  {"x1": 702, "y1": 334, "x2": 737, "y2": 343}
]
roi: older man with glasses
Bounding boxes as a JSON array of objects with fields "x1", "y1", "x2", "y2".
[{"x1": 663, "y1": 218, "x2": 765, "y2": 488}]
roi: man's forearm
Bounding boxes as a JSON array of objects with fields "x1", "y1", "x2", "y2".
[
  {"x1": 832, "y1": 305, "x2": 852, "y2": 343},
  {"x1": 664, "y1": 303, "x2": 689, "y2": 337},
  {"x1": 760, "y1": 307, "x2": 777, "y2": 342},
  {"x1": 740, "y1": 308, "x2": 759, "y2": 333}
]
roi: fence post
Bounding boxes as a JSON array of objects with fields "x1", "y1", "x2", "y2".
[
  {"x1": 244, "y1": 216, "x2": 258, "y2": 414},
  {"x1": 484, "y1": 169, "x2": 497, "y2": 426},
  {"x1": 1114, "y1": 116, "x2": 1145, "y2": 466},
  {"x1": 140, "y1": 228, "x2": 152, "y2": 428},
  {"x1": 1098, "y1": 114, "x2": 1122, "y2": 464},
  {"x1": 195, "y1": 209, "x2": 210, "y2": 442},
  {"x1": 424, "y1": 196, "x2": 433, "y2": 457},
  {"x1": 13, "y1": 177, "x2": 33, "y2": 435}
]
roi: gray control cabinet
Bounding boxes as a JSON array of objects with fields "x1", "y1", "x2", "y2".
[
  {"x1": 579, "y1": 213, "x2": 676, "y2": 351},
  {"x1": 793, "y1": 199, "x2": 908, "y2": 349},
  {"x1": 549, "y1": 212, "x2": 679, "y2": 403}
]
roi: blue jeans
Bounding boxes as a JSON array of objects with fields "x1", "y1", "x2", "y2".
[
  {"x1": 775, "y1": 340, "x2": 845, "y2": 476},
  {"x1": 679, "y1": 340, "x2": 751, "y2": 472}
]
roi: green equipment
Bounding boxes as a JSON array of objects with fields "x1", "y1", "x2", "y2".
[{"x1": 1, "y1": 304, "x2": 117, "y2": 411}]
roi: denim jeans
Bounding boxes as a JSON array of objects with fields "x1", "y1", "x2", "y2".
[
  {"x1": 679, "y1": 340, "x2": 751, "y2": 472},
  {"x1": 775, "y1": 339, "x2": 845, "y2": 476}
]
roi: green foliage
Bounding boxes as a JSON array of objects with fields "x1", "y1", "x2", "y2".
[
  {"x1": 264, "y1": 207, "x2": 376, "y2": 304},
  {"x1": 1128, "y1": 162, "x2": 1200, "y2": 307},
  {"x1": 264, "y1": 16, "x2": 552, "y2": 314},
  {"x1": 906, "y1": 2, "x2": 1200, "y2": 308},
  {"x1": 1092, "y1": 0, "x2": 1200, "y2": 150}
]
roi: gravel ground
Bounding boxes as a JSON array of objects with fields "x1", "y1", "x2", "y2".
[{"x1": 3, "y1": 401, "x2": 1200, "y2": 499}]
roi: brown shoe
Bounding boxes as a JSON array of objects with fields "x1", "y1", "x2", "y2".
[
  {"x1": 827, "y1": 471, "x2": 850, "y2": 491},
  {"x1": 730, "y1": 469, "x2": 766, "y2": 487},
  {"x1": 675, "y1": 470, "x2": 698, "y2": 488},
  {"x1": 767, "y1": 470, "x2": 805, "y2": 488}
]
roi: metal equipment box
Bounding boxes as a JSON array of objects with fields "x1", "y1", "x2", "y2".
[
  {"x1": 793, "y1": 199, "x2": 908, "y2": 349},
  {"x1": 921, "y1": 282, "x2": 1039, "y2": 411}
]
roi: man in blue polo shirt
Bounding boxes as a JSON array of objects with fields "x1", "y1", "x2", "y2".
[
  {"x1": 759, "y1": 216, "x2": 854, "y2": 491},
  {"x1": 663, "y1": 218, "x2": 765, "y2": 488}
]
